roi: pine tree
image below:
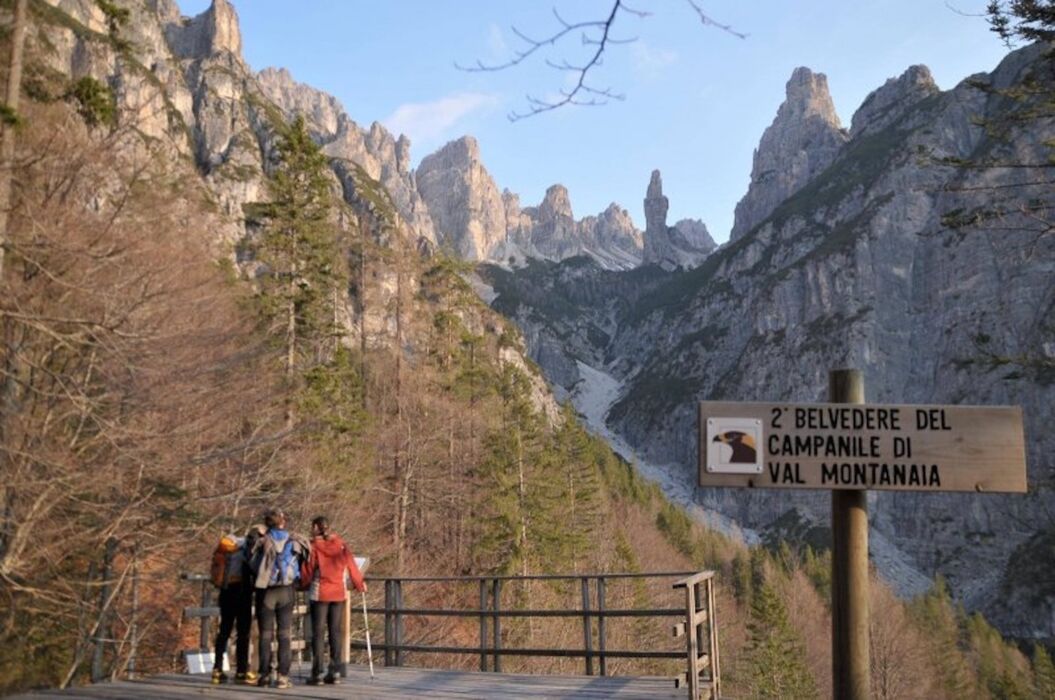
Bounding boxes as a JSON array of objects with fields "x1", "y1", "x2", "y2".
[
  {"x1": 1033, "y1": 643, "x2": 1055, "y2": 700},
  {"x1": 741, "y1": 580, "x2": 818, "y2": 699},
  {"x1": 909, "y1": 577, "x2": 977, "y2": 697},
  {"x1": 548, "y1": 405, "x2": 605, "y2": 569},
  {"x1": 252, "y1": 115, "x2": 340, "y2": 428},
  {"x1": 473, "y1": 364, "x2": 547, "y2": 576}
]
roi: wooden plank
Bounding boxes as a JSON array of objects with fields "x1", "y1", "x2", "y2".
[{"x1": 698, "y1": 400, "x2": 1027, "y2": 492}]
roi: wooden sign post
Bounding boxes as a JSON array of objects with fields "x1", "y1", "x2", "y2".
[
  {"x1": 829, "y1": 369, "x2": 869, "y2": 700},
  {"x1": 697, "y1": 369, "x2": 1027, "y2": 700}
]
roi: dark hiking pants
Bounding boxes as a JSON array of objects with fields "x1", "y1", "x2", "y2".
[
  {"x1": 310, "y1": 600, "x2": 344, "y2": 678},
  {"x1": 256, "y1": 585, "x2": 294, "y2": 677},
  {"x1": 213, "y1": 584, "x2": 252, "y2": 673}
]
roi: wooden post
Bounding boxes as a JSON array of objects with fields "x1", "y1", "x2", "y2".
[
  {"x1": 581, "y1": 577, "x2": 593, "y2": 676},
  {"x1": 829, "y1": 369, "x2": 871, "y2": 700},
  {"x1": 596, "y1": 577, "x2": 607, "y2": 677},
  {"x1": 683, "y1": 581, "x2": 699, "y2": 700},
  {"x1": 200, "y1": 582, "x2": 213, "y2": 652},
  {"x1": 394, "y1": 580, "x2": 404, "y2": 667},
  {"x1": 706, "y1": 578, "x2": 720, "y2": 700},
  {"x1": 478, "y1": 579, "x2": 489, "y2": 672},
  {"x1": 491, "y1": 579, "x2": 502, "y2": 673},
  {"x1": 383, "y1": 580, "x2": 393, "y2": 667}
]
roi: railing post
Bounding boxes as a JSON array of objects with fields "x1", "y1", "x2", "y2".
[
  {"x1": 707, "y1": 578, "x2": 721, "y2": 700},
  {"x1": 479, "y1": 579, "x2": 489, "y2": 672},
  {"x1": 492, "y1": 579, "x2": 502, "y2": 673},
  {"x1": 383, "y1": 580, "x2": 393, "y2": 667},
  {"x1": 199, "y1": 580, "x2": 212, "y2": 653},
  {"x1": 597, "y1": 577, "x2": 607, "y2": 676},
  {"x1": 394, "y1": 579, "x2": 404, "y2": 667},
  {"x1": 683, "y1": 580, "x2": 700, "y2": 700},
  {"x1": 581, "y1": 577, "x2": 593, "y2": 676}
]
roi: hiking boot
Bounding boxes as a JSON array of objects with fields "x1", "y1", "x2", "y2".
[
  {"x1": 275, "y1": 675, "x2": 293, "y2": 689},
  {"x1": 210, "y1": 669, "x2": 228, "y2": 685},
  {"x1": 234, "y1": 671, "x2": 258, "y2": 685},
  {"x1": 324, "y1": 671, "x2": 341, "y2": 685},
  {"x1": 306, "y1": 675, "x2": 323, "y2": 686}
]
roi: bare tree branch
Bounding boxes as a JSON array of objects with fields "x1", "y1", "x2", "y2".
[
  {"x1": 457, "y1": 1, "x2": 744, "y2": 120},
  {"x1": 685, "y1": 0, "x2": 748, "y2": 39}
]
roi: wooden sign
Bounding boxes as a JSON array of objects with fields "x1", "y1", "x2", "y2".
[{"x1": 698, "y1": 401, "x2": 1026, "y2": 492}]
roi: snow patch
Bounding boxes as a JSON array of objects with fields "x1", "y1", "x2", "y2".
[{"x1": 571, "y1": 361, "x2": 758, "y2": 544}]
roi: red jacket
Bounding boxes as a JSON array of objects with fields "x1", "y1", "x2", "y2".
[{"x1": 302, "y1": 534, "x2": 366, "y2": 602}]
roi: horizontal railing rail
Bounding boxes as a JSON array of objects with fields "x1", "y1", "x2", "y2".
[{"x1": 182, "y1": 570, "x2": 719, "y2": 699}]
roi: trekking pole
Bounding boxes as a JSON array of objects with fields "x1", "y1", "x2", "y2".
[{"x1": 361, "y1": 589, "x2": 375, "y2": 679}]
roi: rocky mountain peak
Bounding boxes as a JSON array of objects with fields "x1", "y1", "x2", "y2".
[
  {"x1": 256, "y1": 67, "x2": 343, "y2": 137},
  {"x1": 729, "y1": 66, "x2": 849, "y2": 241},
  {"x1": 784, "y1": 67, "x2": 841, "y2": 122},
  {"x1": 416, "y1": 136, "x2": 506, "y2": 260},
  {"x1": 644, "y1": 169, "x2": 668, "y2": 231},
  {"x1": 646, "y1": 169, "x2": 665, "y2": 203},
  {"x1": 539, "y1": 184, "x2": 574, "y2": 222},
  {"x1": 642, "y1": 170, "x2": 710, "y2": 270},
  {"x1": 671, "y1": 218, "x2": 716, "y2": 252},
  {"x1": 395, "y1": 135, "x2": 411, "y2": 175},
  {"x1": 850, "y1": 65, "x2": 939, "y2": 138},
  {"x1": 164, "y1": 0, "x2": 242, "y2": 60}
]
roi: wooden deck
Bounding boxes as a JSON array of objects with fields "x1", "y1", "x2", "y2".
[{"x1": 18, "y1": 666, "x2": 685, "y2": 699}]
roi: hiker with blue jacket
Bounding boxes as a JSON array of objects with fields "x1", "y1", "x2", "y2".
[{"x1": 250, "y1": 509, "x2": 310, "y2": 689}]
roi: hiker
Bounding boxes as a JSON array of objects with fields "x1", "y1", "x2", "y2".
[
  {"x1": 209, "y1": 524, "x2": 265, "y2": 685},
  {"x1": 302, "y1": 515, "x2": 367, "y2": 685},
  {"x1": 250, "y1": 509, "x2": 310, "y2": 689}
]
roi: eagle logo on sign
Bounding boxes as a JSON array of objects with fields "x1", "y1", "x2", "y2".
[
  {"x1": 713, "y1": 431, "x2": 757, "y2": 463},
  {"x1": 706, "y1": 418, "x2": 764, "y2": 474}
]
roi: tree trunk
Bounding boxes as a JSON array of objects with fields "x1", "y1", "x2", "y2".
[
  {"x1": 0, "y1": 0, "x2": 28, "y2": 282},
  {"x1": 284, "y1": 285, "x2": 295, "y2": 429}
]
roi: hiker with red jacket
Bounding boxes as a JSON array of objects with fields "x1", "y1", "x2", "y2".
[{"x1": 302, "y1": 515, "x2": 366, "y2": 685}]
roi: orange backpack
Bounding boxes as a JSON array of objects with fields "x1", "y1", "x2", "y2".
[{"x1": 209, "y1": 535, "x2": 245, "y2": 588}]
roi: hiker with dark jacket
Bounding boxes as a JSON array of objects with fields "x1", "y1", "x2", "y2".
[
  {"x1": 210, "y1": 524, "x2": 265, "y2": 685},
  {"x1": 250, "y1": 509, "x2": 310, "y2": 689},
  {"x1": 302, "y1": 516, "x2": 366, "y2": 685}
]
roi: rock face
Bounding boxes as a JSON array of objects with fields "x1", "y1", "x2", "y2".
[
  {"x1": 416, "y1": 136, "x2": 507, "y2": 259},
  {"x1": 255, "y1": 67, "x2": 437, "y2": 244},
  {"x1": 850, "y1": 65, "x2": 939, "y2": 138},
  {"x1": 643, "y1": 170, "x2": 715, "y2": 269},
  {"x1": 730, "y1": 67, "x2": 849, "y2": 241},
  {"x1": 416, "y1": 137, "x2": 646, "y2": 269},
  {"x1": 163, "y1": 0, "x2": 241, "y2": 59},
  {"x1": 486, "y1": 47, "x2": 1055, "y2": 643}
]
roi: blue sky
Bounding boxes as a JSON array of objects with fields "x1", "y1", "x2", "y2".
[{"x1": 180, "y1": 1, "x2": 1011, "y2": 242}]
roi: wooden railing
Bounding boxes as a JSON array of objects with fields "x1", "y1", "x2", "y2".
[{"x1": 182, "y1": 570, "x2": 720, "y2": 699}]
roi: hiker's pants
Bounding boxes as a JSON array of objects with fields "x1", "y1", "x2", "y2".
[
  {"x1": 214, "y1": 584, "x2": 252, "y2": 673},
  {"x1": 256, "y1": 585, "x2": 294, "y2": 677},
  {"x1": 310, "y1": 600, "x2": 344, "y2": 678}
]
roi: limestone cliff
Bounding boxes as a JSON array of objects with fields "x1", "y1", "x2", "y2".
[
  {"x1": 730, "y1": 67, "x2": 848, "y2": 241},
  {"x1": 643, "y1": 170, "x2": 715, "y2": 269}
]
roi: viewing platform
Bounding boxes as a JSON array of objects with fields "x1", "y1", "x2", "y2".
[
  {"x1": 18, "y1": 571, "x2": 719, "y2": 699},
  {"x1": 22, "y1": 665, "x2": 684, "y2": 699}
]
